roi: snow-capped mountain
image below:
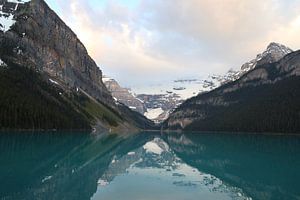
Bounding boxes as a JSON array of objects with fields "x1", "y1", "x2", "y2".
[
  {"x1": 196, "y1": 42, "x2": 293, "y2": 93},
  {"x1": 236, "y1": 42, "x2": 293, "y2": 79},
  {"x1": 165, "y1": 45, "x2": 300, "y2": 132},
  {"x1": 141, "y1": 42, "x2": 293, "y2": 104},
  {"x1": 103, "y1": 76, "x2": 183, "y2": 122},
  {"x1": 102, "y1": 42, "x2": 293, "y2": 123}
]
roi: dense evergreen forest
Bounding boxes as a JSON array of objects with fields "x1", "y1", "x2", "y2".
[
  {"x1": 0, "y1": 61, "x2": 130, "y2": 131},
  {"x1": 175, "y1": 76, "x2": 300, "y2": 133},
  {"x1": 0, "y1": 61, "x2": 155, "y2": 131},
  {"x1": 0, "y1": 63, "x2": 92, "y2": 130}
]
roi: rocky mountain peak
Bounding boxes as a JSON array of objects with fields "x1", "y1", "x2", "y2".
[
  {"x1": 187, "y1": 42, "x2": 294, "y2": 96},
  {"x1": 241, "y1": 42, "x2": 293, "y2": 72},
  {"x1": 266, "y1": 42, "x2": 292, "y2": 54},
  {"x1": 261, "y1": 42, "x2": 293, "y2": 63},
  {"x1": 102, "y1": 76, "x2": 146, "y2": 114}
]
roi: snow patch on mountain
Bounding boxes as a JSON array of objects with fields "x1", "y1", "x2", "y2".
[
  {"x1": 49, "y1": 79, "x2": 59, "y2": 85},
  {"x1": 0, "y1": 12, "x2": 15, "y2": 32},
  {"x1": 0, "y1": 59, "x2": 7, "y2": 67},
  {"x1": 0, "y1": 0, "x2": 31, "y2": 32},
  {"x1": 102, "y1": 76, "x2": 113, "y2": 83},
  {"x1": 144, "y1": 108, "x2": 164, "y2": 120}
]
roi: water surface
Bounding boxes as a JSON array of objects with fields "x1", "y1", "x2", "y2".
[{"x1": 0, "y1": 132, "x2": 299, "y2": 200}]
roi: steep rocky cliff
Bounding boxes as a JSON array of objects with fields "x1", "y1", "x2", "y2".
[
  {"x1": 0, "y1": 0, "x2": 154, "y2": 131},
  {"x1": 0, "y1": 0, "x2": 112, "y2": 104},
  {"x1": 164, "y1": 50, "x2": 300, "y2": 133}
]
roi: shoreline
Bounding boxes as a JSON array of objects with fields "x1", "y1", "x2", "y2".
[
  {"x1": 160, "y1": 129, "x2": 300, "y2": 136},
  {"x1": 1, "y1": 128, "x2": 299, "y2": 136}
]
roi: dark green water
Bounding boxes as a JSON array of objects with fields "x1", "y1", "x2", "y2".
[{"x1": 0, "y1": 132, "x2": 299, "y2": 200}]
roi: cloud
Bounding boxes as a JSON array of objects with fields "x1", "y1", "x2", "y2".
[{"x1": 46, "y1": 0, "x2": 300, "y2": 87}]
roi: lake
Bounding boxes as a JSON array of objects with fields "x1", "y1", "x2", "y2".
[{"x1": 0, "y1": 132, "x2": 299, "y2": 200}]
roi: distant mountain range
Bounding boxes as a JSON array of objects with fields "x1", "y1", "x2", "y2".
[
  {"x1": 103, "y1": 42, "x2": 294, "y2": 125},
  {"x1": 103, "y1": 76, "x2": 184, "y2": 123},
  {"x1": 0, "y1": 0, "x2": 154, "y2": 132},
  {"x1": 164, "y1": 48, "x2": 300, "y2": 133}
]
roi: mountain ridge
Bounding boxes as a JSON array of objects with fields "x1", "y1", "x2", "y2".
[
  {"x1": 164, "y1": 49, "x2": 300, "y2": 133},
  {"x1": 100, "y1": 42, "x2": 294, "y2": 124},
  {"x1": 196, "y1": 42, "x2": 294, "y2": 93}
]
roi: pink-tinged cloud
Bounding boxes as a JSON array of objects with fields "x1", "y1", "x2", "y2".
[{"x1": 46, "y1": 0, "x2": 300, "y2": 87}]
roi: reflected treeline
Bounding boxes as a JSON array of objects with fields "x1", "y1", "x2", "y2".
[
  {"x1": 1, "y1": 132, "x2": 299, "y2": 200},
  {"x1": 0, "y1": 132, "x2": 154, "y2": 200},
  {"x1": 163, "y1": 133, "x2": 300, "y2": 200}
]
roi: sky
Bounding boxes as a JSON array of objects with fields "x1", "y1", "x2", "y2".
[{"x1": 44, "y1": 0, "x2": 300, "y2": 89}]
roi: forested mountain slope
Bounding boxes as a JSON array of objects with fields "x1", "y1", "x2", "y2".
[{"x1": 164, "y1": 50, "x2": 300, "y2": 133}]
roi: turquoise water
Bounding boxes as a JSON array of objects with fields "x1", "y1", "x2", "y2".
[{"x1": 0, "y1": 132, "x2": 299, "y2": 200}]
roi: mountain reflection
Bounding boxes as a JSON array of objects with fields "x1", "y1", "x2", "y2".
[
  {"x1": 164, "y1": 133, "x2": 300, "y2": 200},
  {"x1": 0, "y1": 132, "x2": 299, "y2": 200},
  {"x1": 92, "y1": 136, "x2": 250, "y2": 200},
  {"x1": 0, "y1": 132, "x2": 152, "y2": 200}
]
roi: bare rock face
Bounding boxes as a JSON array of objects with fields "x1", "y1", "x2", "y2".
[
  {"x1": 103, "y1": 76, "x2": 146, "y2": 114},
  {"x1": 218, "y1": 42, "x2": 293, "y2": 86},
  {"x1": 0, "y1": 0, "x2": 112, "y2": 105},
  {"x1": 240, "y1": 42, "x2": 293, "y2": 75}
]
